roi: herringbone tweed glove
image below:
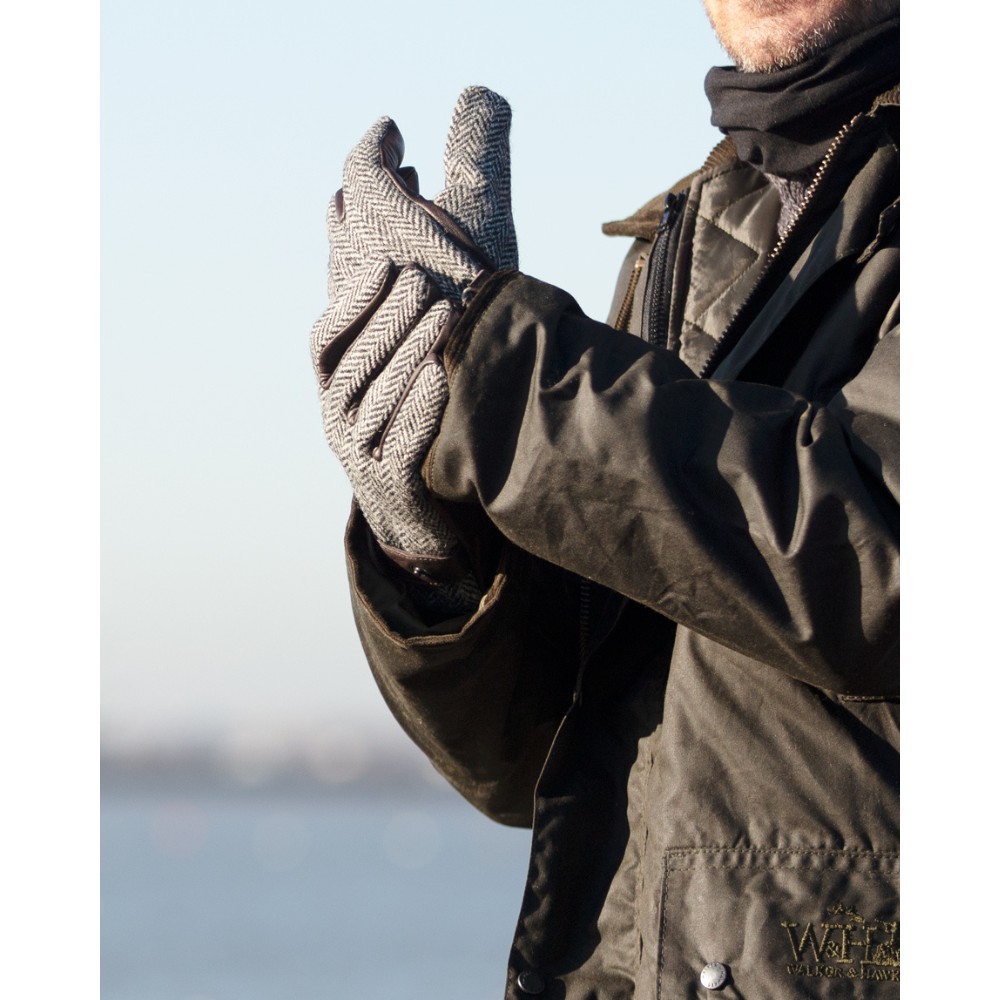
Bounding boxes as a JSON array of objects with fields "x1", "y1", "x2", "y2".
[
  {"x1": 328, "y1": 85, "x2": 517, "y2": 300},
  {"x1": 312, "y1": 87, "x2": 516, "y2": 611},
  {"x1": 312, "y1": 259, "x2": 459, "y2": 553}
]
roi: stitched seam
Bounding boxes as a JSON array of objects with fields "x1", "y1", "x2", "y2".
[
  {"x1": 702, "y1": 181, "x2": 772, "y2": 222},
  {"x1": 347, "y1": 528, "x2": 507, "y2": 650},
  {"x1": 423, "y1": 435, "x2": 442, "y2": 495},
  {"x1": 687, "y1": 218, "x2": 761, "y2": 328},
  {"x1": 697, "y1": 178, "x2": 775, "y2": 253},
  {"x1": 694, "y1": 209, "x2": 763, "y2": 256},
  {"x1": 690, "y1": 259, "x2": 757, "y2": 329},
  {"x1": 664, "y1": 862, "x2": 899, "y2": 882},
  {"x1": 702, "y1": 161, "x2": 749, "y2": 185},
  {"x1": 682, "y1": 317, "x2": 710, "y2": 340},
  {"x1": 663, "y1": 847, "x2": 900, "y2": 874},
  {"x1": 656, "y1": 860, "x2": 669, "y2": 1000},
  {"x1": 664, "y1": 847, "x2": 898, "y2": 859},
  {"x1": 839, "y1": 695, "x2": 899, "y2": 703},
  {"x1": 635, "y1": 693, "x2": 665, "y2": 987}
]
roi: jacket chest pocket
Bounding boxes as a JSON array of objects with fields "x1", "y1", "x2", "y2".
[{"x1": 657, "y1": 847, "x2": 899, "y2": 999}]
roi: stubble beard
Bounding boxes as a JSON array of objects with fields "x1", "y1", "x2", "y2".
[{"x1": 703, "y1": 0, "x2": 898, "y2": 72}]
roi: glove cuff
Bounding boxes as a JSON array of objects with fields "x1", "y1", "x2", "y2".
[{"x1": 375, "y1": 537, "x2": 472, "y2": 586}]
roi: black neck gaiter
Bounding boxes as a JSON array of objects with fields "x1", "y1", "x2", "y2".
[{"x1": 704, "y1": 16, "x2": 899, "y2": 178}]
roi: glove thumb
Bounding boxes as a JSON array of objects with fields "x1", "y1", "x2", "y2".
[{"x1": 436, "y1": 86, "x2": 518, "y2": 271}]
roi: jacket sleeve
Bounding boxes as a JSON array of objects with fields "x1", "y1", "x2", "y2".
[
  {"x1": 345, "y1": 505, "x2": 583, "y2": 826},
  {"x1": 424, "y1": 270, "x2": 900, "y2": 698}
]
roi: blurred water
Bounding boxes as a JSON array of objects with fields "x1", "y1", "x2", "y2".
[{"x1": 102, "y1": 789, "x2": 532, "y2": 1000}]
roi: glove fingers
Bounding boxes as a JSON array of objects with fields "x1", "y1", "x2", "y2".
[
  {"x1": 339, "y1": 112, "x2": 483, "y2": 298},
  {"x1": 436, "y1": 86, "x2": 517, "y2": 270},
  {"x1": 351, "y1": 299, "x2": 452, "y2": 449},
  {"x1": 379, "y1": 355, "x2": 450, "y2": 470},
  {"x1": 343, "y1": 301, "x2": 457, "y2": 559},
  {"x1": 441, "y1": 86, "x2": 512, "y2": 195},
  {"x1": 341, "y1": 115, "x2": 400, "y2": 201},
  {"x1": 325, "y1": 267, "x2": 438, "y2": 424},
  {"x1": 325, "y1": 190, "x2": 367, "y2": 297},
  {"x1": 339, "y1": 116, "x2": 407, "y2": 260},
  {"x1": 339, "y1": 114, "x2": 414, "y2": 236},
  {"x1": 364, "y1": 360, "x2": 455, "y2": 556},
  {"x1": 311, "y1": 258, "x2": 395, "y2": 380}
]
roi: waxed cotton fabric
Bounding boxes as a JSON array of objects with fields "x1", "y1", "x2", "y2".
[{"x1": 346, "y1": 93, "x2": 899, "y2": 1000}]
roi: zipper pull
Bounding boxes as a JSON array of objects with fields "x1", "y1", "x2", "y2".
[{"x1": 658, "y1": 191, "x2": 681, "y2": 233}]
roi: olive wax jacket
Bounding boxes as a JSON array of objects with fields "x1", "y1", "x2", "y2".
[{"x1": 345, "y1": 89, "x2": 900, "y2": 999}]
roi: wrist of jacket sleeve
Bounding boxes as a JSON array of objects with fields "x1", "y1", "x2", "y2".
[
  {"x1": 353, "y1": 507, "x2": 483, "y2": 623},
  {"x1": 344, "y1": 503, "x2": 583, "y2": 825},
  {"x1": 423, "y1": 272, "x2": 899, "y2": 697}
]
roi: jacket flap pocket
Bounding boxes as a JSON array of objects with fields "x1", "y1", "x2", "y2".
[{"x1": 659, "y1": 847, "x2": 899, "y2": 999}]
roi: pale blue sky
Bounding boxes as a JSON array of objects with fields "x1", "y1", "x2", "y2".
[{"x1": 101, "y1": 0, "x2": 729, "y2": 741}]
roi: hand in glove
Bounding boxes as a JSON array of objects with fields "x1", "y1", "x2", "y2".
[
  {"x1": 312, "y1": 259, "x2": 465, "y2": 578},
  {"x1": 311, "y1": 86, "x2": 517, "y2": 603},
  {"x1": 328, "y1": 84, "x2": 517, "y2": 301}
]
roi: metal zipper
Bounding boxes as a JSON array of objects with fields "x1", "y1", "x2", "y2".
[
  {"x1": 770, "y1": 119, "x2": 856, "y2": 262},
  {"x1": 612, "y1": 255, "x2": 646, "y2": 332},
  {"x1": 698, "y1": 112, "x2": 864, "y2": 378}
]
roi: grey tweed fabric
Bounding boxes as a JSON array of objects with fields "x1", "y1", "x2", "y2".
[
  {"x1": 313, "y1": 265, "x2": 458, "y2": 556},
  {"x1": 407, "y1": 570, "x2": 486, "y2": 618},
  {"x1": 328, "y1": 85, "x2": 517, "y2": 302},
  {"x1": 310, "y1": 258, "x2": 393, "y2": 367},
  {"x1": 434, "y1": 86, "x2": 517, "y2": 273},
  {"x1": 312, "y1": 86, "x2": 518, "y2": 612}
]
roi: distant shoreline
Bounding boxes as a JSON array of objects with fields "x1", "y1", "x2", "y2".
[{"x1": 102, "y1": 734, "x2": 456, "y2": 799}]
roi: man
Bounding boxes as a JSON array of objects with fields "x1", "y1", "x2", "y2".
[{"x1": 311, "y1": 0, "x2": 899, "y2": 996}]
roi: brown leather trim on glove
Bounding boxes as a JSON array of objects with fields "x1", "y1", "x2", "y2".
[{"x1": 375, "y1": 538, "x2": 472, "y2": 586}]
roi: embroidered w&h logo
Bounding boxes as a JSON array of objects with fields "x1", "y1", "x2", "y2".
[{"x1": 780, "y1": 903, "x2": 899, "y2": 982}]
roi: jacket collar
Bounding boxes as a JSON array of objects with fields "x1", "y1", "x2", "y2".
[{"x1": 601, "y1": 88, "x2": 898, "y2": 243}]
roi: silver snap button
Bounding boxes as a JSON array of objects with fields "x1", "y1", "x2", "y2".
[
  {"x1": 516, "y1": 969, "x2": 545, "y2": 995},
  {"x1": 700, "y1": 962, "x2": 728, "y2": 990}
]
